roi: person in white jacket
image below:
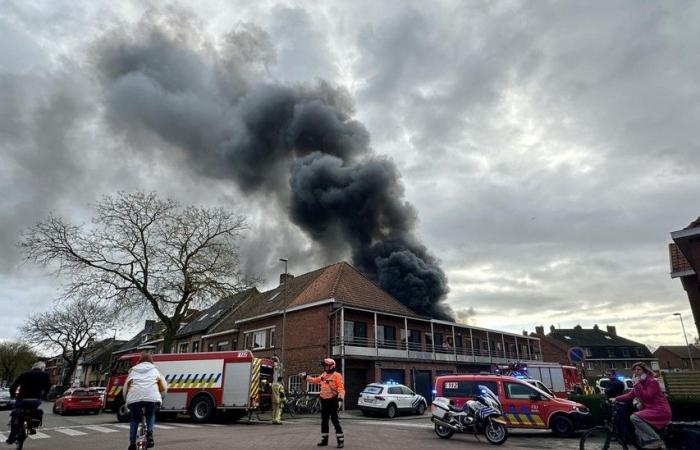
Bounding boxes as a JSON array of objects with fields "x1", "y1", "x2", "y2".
[{"x1": 123, "y1": 352, "x2": 167, "y2": 450}]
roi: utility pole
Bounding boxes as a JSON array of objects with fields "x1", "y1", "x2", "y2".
[
  {"x1": 673, "y1": 313, "x2": 695, "y2": 370},
  {"x1": 280, "y1": 258, "x2": 289, "y2": 381}
]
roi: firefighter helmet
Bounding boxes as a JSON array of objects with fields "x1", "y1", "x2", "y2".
[{"x1": 322, "y1": 358, "x2": 336, "y2": 370}]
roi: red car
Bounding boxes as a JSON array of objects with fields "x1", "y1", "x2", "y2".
[{"x1": 52, "y1": 388, "x2": 103, "y2": 415}]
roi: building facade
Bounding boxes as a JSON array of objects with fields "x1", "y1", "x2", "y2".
[
  {"x1": 533, "y1": 324, "x2": 657, "y2": 379},
  {"x1": 653, "y1": 345, "x2": 700, "y2": 371},
  {"x1": 670, "y1": 220, "x2": 700, "y2": 340}
]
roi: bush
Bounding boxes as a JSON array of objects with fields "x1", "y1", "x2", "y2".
[{"x1": 567, "y1": 394, "x2": 700, "y2": 424}]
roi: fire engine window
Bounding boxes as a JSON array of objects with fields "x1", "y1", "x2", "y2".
[
  {"x1": 505, "y1": 383, "x2": 538, "y2": 400},
  {"x1": 442, "y1": 381, "x2": 497, "y2": 397}
]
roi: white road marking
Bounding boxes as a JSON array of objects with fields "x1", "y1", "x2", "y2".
[
  {"x1": 28, "y1": 431, "x2": 52, "y2": 439},
  {"x1": 54, "y1": 428, "x2": 88, "y2": 436},
  {"x1": 170, "y1": 423, "x2": 200, "y2": 428},
  {"x1": 155, "y1": 424, "x2": 176, "y2": 429},
  {"x1": 84, "y1": 425, "x2": 119, "y2": 433},
  {"x1": 357, "y1": 420, "x2": 432, "y2": 429},
  {"x1": 111, "y1": 424, "x2": 131, "y2": 430}
]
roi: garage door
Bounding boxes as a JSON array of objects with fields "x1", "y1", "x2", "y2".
[
  {"x1": 413, "y1": 370, "x2": 433, "y2": 404},
  {"x1": 380, "y1": 369, "x2": 405, "y2": 385},
  {"x1": 344, "y1": 368, "x2": 367, "y2": 410}
]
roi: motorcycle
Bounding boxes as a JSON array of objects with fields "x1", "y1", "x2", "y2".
[{"x1": 431, "y1": 385, "x2": 508, "y2": 445}]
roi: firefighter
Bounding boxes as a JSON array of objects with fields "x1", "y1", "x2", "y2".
[
  {"x1": 302, "y1": 358, "x2": 345, "y2": 448},
  {"x1": 271, "y1": 376, "x2": 285, "y2": 425}
]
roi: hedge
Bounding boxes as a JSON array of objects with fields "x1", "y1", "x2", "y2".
[{"x1": 568, "y1": 395, "x2": 700, "y2": 425}]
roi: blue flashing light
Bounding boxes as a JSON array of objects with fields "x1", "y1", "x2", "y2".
[
  {"x1": 431, "y1": 389, "x2": 437, "y2": 394},
  {"x1": 617, "y1": 376, "x2": 625, "y2": 381}
]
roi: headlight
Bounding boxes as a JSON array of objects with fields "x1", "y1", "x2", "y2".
[{"x1": 573, "y1": 406, "x2": 589, "y2": 414}]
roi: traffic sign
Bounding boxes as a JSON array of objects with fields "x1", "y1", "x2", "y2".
[{"x1": 568, "y1": 347, "x2": 585, "y2": 363}]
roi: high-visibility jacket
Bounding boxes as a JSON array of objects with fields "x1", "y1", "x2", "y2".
[
  {"x1": 271, "y1": 381, "x2": 285, "y2": 404},
  {"x1": 307, "y1": 371, "x2": 345, "y2": 400}
]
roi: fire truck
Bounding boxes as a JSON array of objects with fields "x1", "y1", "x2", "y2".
[
  {"x1": 105, "y1": 351, "x2": 274, "y2": 422},
  {"x1": 498, "y1": 362, "x2": 581, "y2": 398}
]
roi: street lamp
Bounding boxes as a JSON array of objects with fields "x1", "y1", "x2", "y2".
[
  {"x1": 673, "y1": 313, "x2": 695, "y2": 370},
  {"x1": 280, "y1": 258, "x2": 288, "y2": 381}
]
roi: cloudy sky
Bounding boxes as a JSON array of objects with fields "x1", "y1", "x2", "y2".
[{"x1": 1, "y1": 0, "x2": 699, "y2": 347}]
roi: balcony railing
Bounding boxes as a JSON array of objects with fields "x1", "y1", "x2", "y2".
[{"x1": 330, "y1": 336, "x2": 540, "y2": 362}]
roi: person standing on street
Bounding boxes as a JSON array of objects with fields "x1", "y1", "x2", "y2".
[
  {"x1": 271, "y1": 376, "x2": 285, "y2": 424},
  {"x1": 124, "y1": 352, "x2": 168, "y2": 450},
  {"x1": 302, "y1": 358, "x2": 345, "y2": 448}
]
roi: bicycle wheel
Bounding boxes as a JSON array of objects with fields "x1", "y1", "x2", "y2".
[
  {"x1": 16, "y1": 421, "x2": 27, "y2": 450},
  {"x1": 579, "y1": 427, "x2": 628, "y2": 450}
]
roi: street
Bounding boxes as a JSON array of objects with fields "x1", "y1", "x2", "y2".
[{"x1": 0, "y1": 406, "x2": 583, "y2": 449}]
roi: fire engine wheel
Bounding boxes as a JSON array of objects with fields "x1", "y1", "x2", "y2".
[{"x1": 190, "y1": 396, "x2": 214, "y2": 423}]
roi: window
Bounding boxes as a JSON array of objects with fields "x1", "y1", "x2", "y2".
[
  {"x1": 607, "y1": 348, "x2": 616, "y2": 357},
  {"x1": 362, "y1": 386, "x2": 383, "y2": 395},
  {"x1": 384, "y1": 326, "x2": 396, "y2": 342},
  {"x1": 622, "y1": 348, "x2": 630, "y2": 357},
  {"x1": 586, "y1": 361, "x2": 594, "y2": 370},
  {"x1": 564, "y1": 336, "x2": 572, "y2": 340},
  {"x1": 253, "y1": 330, "x2": 266, "y2": 349},
  {"x1": 377, "y1": 325, "x2": 396, "y2": 346},
  {"x1": 288, "y1": 375, "x2": 302, "y2": 392},
  {"x1": 217, "y1": 340, "x2": 230, "y2": 351},
  {"x1": 409, "y1": 329, "x2": 421, "y2": 343},
  {"x1": 442, "y1": 380, "x2": 498, "y2": 397},
  {"x1": 179, "y1": 343, "x2": 188, "y2": 353},
  {"x1": 354, "y1": 322, "x2": 367, "y2": 339},
  {"x1": 608, "y1": 361, "x2": 616, "y2": 369},
  {"x1": 400, "y1": 386, "x2": 414, "y2": 395},
  {"x1": 584, "y1": 347, "x2": 593, "y2": 357},
  {"x1": 624, "y1": 361, "x2": 631, "y2": 369},
  {"x1": 456, "y1": 334, "x2": 463, "y2": 349},
  {"x1": 388, "y1": 387, "x2": 402, "y2": 395},
  {"x1": 344, "y1": 321, "x2": 354, "y2": 340},
  {"x1": 635, "y1": 348, "x2": 643, "y2": 356},
  {"x1": 208, "y1": 343, "x2": 214, "y2": 352},
  {"x1": 306, "y1": 377, "x2": 321, "y2": 394},
  {"x1": 505, "y1": 383, "x2": 539, "y2": 400},
  {"x1": 434, "y1": 333, "x2": 444, "y2": 347},
  {"x1": 269, "y1": 329, "x2": 275, "y2": 348},
  {"x1": 425, "y1": 333, "x2": 433, "y2": 346},
  {"x1": 192, "y1": 341, "x2": 200, "y2": 353}
]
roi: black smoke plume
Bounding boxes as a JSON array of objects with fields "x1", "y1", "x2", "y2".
[{"x1": 94, "y1": 12, "x2": 452, "y2": 319}]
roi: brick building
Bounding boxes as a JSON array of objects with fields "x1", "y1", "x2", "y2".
[
  {"x1": 157, "y1": 262, "x2": 541, "y2": 408},
  {"x1": 670, "y1": 219, "x2": 700, "y2": 340},
  {"x1": 533, "y1": 324, "x2": 657, "y2": 379},
  {"x1": 653, "y1": 345, "x2": 700, "y2": 371}
]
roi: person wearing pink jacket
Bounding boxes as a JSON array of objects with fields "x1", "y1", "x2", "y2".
[{"x1": 614, "y1": 362, "x2": 671, "y2": 450}]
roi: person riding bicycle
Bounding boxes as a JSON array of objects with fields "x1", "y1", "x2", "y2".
[
  {"x1": 604, "y1": 370, "x2": 625, "y2": 399},
  {"x1": 5, "y1": 361, "x2": 51, "y2": 445},
  {"x1": 124, "y1": 352, "x2": 168, "y2": 450},
  {"x1": 613, "y1": 362, "x2": 671, "y2": 450},
  {"x1": 302, "y1": 358, "x2": 345, "y2": 448}
]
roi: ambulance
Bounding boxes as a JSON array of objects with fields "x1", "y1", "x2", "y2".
[
  {"x1": 105, "y1": 351, "x2": 274, "y2": 422},
  {"x1": 434, "y1": 374, "x2": 590, "y2": 436}
]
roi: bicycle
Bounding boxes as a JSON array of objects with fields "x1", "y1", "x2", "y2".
[
  {"x1": 134, "y1": 406, "x2": 149, "y2": 450},
  {"x1": 579, "y1": 400, "x2": 673, "y2": 450},
  {"x1": 12, "y1": 407, "x2": 42, "y2": 450}
]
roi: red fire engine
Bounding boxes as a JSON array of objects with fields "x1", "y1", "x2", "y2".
[{"x1": 105, "y1": 351, "x2": 274, "y2": 422}]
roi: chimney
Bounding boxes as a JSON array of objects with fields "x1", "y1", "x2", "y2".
[
  {"x1": 145, "y1": 320, "x2": 155, "y2": 330},
  {"x1": 522, "y1": 330, "x2": 528, "y2": 337},
  {"x1": 574, "y1": 324, "x2": 582, "y2": 330},
  {"x1": 535, "y1": 326, "x2": 545, "y2": 336},
  {"x1": 280, "y1": 273, "x2": 295, "y2": 285},
  {"x1": 550, "y1": 325, "x2": 556, "y2": 333},
  {"x1": 607, "y1": 325, "x2": 617, "y2": 336},
  {"x1": 593, "y1": 324, "x2": 599, "y2": 331}
]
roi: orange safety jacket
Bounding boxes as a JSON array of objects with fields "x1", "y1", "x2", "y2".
[{"x1": 307, "y1": 372, "x2": 345, "y2": 400}]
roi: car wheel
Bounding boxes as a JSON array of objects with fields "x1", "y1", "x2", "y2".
[
  {"x1": 416, "y1": 402, "x2": 426, "y2": 415},
  {"x1": 52, "y1": 403, "x2": 59, "y2": 415},
  {"x1": 386, "y1": 404, "x2": 397, "y2": 419},
  {"x1": 550, "y1": 415, "x2": 574, "y2": 437},
  {"x1": 190, "y1": 396, "x2": 214, "y2": 423},
  {"x1": 360, "y1": 410, "x2": 370, "y2": 416}
]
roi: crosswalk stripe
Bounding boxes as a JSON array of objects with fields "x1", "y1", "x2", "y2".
[
  {"x1": 170, "y1": 423, "x2": 200, "y2": 428},
  {"x1": 84, "y1": 425, "x2": 119, "y2": 433},
  {"x1": 155, "y1": 424, "x2": 176, "y2": 429},
  {"x1": 55, "y1": 428, "x2": 88, "y2": 436},
  {"x1": 111, "y1": 424, "x2": 131, "y2": 430},
  {"x1": 29, "y1": 432, "x2": 51, "y2": 439}
]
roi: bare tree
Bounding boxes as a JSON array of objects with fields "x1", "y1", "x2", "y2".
[
  {"x1": 21, "y1": 298, "x2": 116, "y2": 391},
  {"x1": 20, "y1": 191, "x2": 250, "y2": 353},
  {"x1": 0, "y1": 342, "x2": 37, "y2": 387}
]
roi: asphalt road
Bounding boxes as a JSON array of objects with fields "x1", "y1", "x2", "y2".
[{"x1": 0, "y1": 405, "x2": 583, "y2": 449}]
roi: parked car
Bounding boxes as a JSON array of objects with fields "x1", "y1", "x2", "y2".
[
  {"x1": 52, "y1": 388, "x2": 103, "y2": 415},
  {"x1": 0, "y1": 388, "x2": 14, "y2": 411},
  {"x1": 595, "y1": 377, "x2": 633, "y2": 395},
  {"x1": 358, "y1": 382, "x2": 427, "y2": 418},
  {"x1": 434, "y1": 374, "x2": 590, "y2": 437},
  {"x1": 92, "y1": 387, "x2": 107, "y2": 408}
]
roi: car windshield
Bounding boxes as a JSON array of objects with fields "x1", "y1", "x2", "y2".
[{"x1": 362, "y1": 386, "x2": 383, "y2": 394}]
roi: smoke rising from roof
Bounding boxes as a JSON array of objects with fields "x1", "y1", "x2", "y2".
[{"x1": 93, "y1": 11, "x2": 452, "y2": 319}]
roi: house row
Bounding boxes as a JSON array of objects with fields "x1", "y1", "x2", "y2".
[
  {"x1": 114, "y1": 261, "x2": 543, "y2": 408},
  {"x1": 532, "y1": 324, "x2": 658, "y2": 379}
]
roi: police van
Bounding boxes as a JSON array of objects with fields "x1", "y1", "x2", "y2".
[{"x1": 434, "y1": 374, "x2": 590, "y2": 436}]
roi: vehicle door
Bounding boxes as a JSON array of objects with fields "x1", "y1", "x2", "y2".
[
  {"x1": 502, "y1": 382, "x2": 547, "y2": 429},
  {"x1": 401, "y1": 386, "x2": 419, "y2": 410},
  {"x1": 387, "y1": 386, "x2": 404, "y2": 409}
]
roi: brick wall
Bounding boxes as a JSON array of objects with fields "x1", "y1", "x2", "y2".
[{"x1": 655, "y1": 348, "x2": 690, "y2": 370}]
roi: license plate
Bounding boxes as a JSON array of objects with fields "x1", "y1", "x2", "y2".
[{"x1": 81, "y1": 400, "x2": 92, "y2": 403}]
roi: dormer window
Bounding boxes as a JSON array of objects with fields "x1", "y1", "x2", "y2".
[
  {"x1": 564, "y1": 336, "x2": 572, "y2": 340},
  {"x1": 604, "y1": 336, "x2": 612, "y2": 340}
]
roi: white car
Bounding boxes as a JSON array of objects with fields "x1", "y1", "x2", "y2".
[
  {"x1": 596, "y1": 377, "x2": 633, "y2": 395},
  {"x1": 357, "y1": 383, "x2": 427, "y2": 418},
  {"x1": 522, "y1": 378, "x2": 556, "y2": 398}
]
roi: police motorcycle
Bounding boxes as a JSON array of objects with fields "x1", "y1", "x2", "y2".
[{"x1": 431, "y1": 385, "x2": 508, "y2": 445}]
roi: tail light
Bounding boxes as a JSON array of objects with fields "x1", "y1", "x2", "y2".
[{"x1": 375, "y1": 396, "x2": 385, "y2": 400}]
